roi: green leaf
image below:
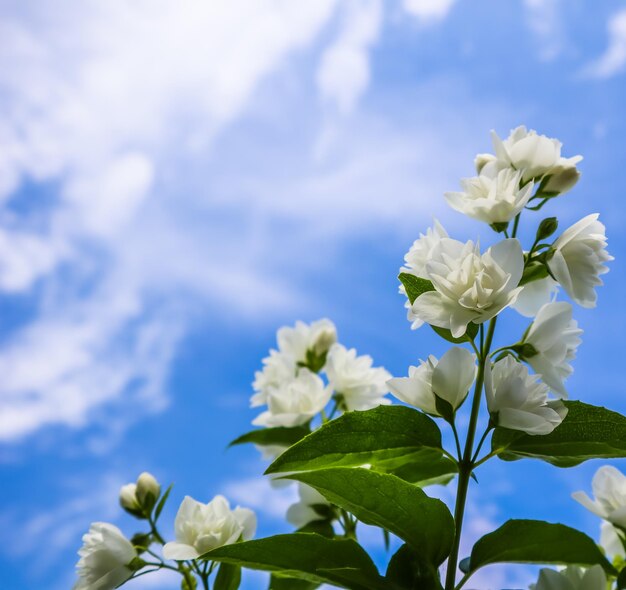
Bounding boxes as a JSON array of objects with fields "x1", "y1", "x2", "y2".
[
  {"x1": 492, "y1": 401, "x2": 626, "y2": 467},
  {"x1": 266, "y1": 406, "x2": 452, "y2": 479},
  {"x1": 398, "y1": 273, "x2": 435, "y2": 305},
  {"x1": 519, "y1": 261, "x2": 549, "y2": 286},
  {"x1": 430, "y1": 323, "x2": 478, "y2": 344},
  {"x1": 269, "y1": 575, "x2": 318, "y2": 590},
  {"x1": 386, "y1": 449, "x2": 457, "y2": 487},
  {"x1": 181, "y1": 574, "x2": 198, "y2": 590},
  {"x1": 203, "y1": 533, "x2": 388, "y2": 590},
  {"x1": 617, "y1": 567, "x2": 626, "y2": 589},
  {"x1": 214, "y1": 563, "x2": 241, "y2": 590},
  {"x1": 297, "y1": 519, "x2": 335, "y2": 538},
  {"x1": 288, "y1": 469, "x2": 454, "y2": 566},
  {"x1": 386, "y1": 545, "x2": 442, "y2": 590},
  {"x1": 468, "y1": 520, "x2": 616, "y2": 576},
  {"x1": 230, "y1": 425, "x2": 311, "y2": 449},
  {"x1": 154, "y1": 483, "x2": 173, "y2": 521}
]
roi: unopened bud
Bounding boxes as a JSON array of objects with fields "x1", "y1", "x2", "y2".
[
  {"x1": 119, "y1": 483, "x2": 140, "y2": 511},
  {"x1": 536, "y1": 217, "x2": 558, "y2": 241},
  {"x1": 136, "y1": 472, "x2": 160, "y2": 508},
  {"x1": 542, "y1": 165, "x2": 580, "y2": 196}
]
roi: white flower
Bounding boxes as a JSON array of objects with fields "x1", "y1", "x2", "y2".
[
  {"x1": 410, "y1": 237, "x2": 524, "y2": 338},
  {"x1": 600, "y1": 521, "x2": 624, "y2": 558},
  {"x1": 251, "y1": 320, "x2": 337, "y2": 407},
  {"x1": 252, "y1": 369, "x2": 331, "y2": 427},
  {"x1": 277, "y1": 319, "x2": 337, "y2": 363},
  {"x1": 445, "y1": 168, "x2": 533, "y2": 224},
  {"x1": 485, "y1": 356, "x2": 567, "y2": 435},
  {"x1": 489, "y1": 125, "x2": 582, "y2": 184},
  {"x1": 163, "y1": 495, "x2": 256, "y2": 560},
  {"x1": 572, "y1": 466, "x2": 626, "y2": 529},
  {"x1": 287, "y1": 483, "x2": 334, "y2": 528},
  {"x1": 325, "y1": 343, "x2": 391, "y2": 411},
  {"x1": 511, "y1": 276, "x2": 559, "y2": 318},
  {"x1": 530, "y1": 565, "x2": 606, "y2": 590},
  {"x1": 521, "y1": 302, "x2": 582, "y2": 397},
  {"x1": 547, "y1": 214, "x2": 612, "y2": 308},
  {"x1": 74, "y1": 523, "x2": 136, "y2": 590},
  {"x1": 400, "y1": 221, "x2": 448, "y2": 330},
  {"x1": 387, "y1": 347, "x2": 477, "y2": 415},
  {"x1": 401, "y1": 220, "x2": 449, "y2": 279},
  {"x1": 251, "y1": 349, "x2": 296, "y2": 407}
]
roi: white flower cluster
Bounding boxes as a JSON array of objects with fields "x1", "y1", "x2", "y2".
[
  {"x1": 529, "y1": 464, "x2": 626, "y2": 589},
  {"x1": 73, "y1": 472, "x2": 257, "y2": 589},
  {"x1": 392, "y1": 126, "x2": 612, "y2": 436},
  {"x1": 251, "y1": 319, "x2": 391, "y2": 428}
]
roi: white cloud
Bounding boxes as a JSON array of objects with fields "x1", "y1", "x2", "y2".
[
  {"x1": 402, "y1": 0, "x2": 457, "y2": 23},
  {"x1": 0, "y1": 0, "x2": 478, "y2": 443},
  {"x1": 523, "y1": 0, "x2": 566, "y2": 61},
  {"x1": 316, "y1": 0, "x2": 382, "y2": 113},
  {"x1": 582, "y1": 8, "x2": 626, "y2": 78}
]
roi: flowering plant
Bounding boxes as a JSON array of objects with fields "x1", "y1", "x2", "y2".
[{"x1": 73, "y1": 127, "x2": 626, "y2": 590}]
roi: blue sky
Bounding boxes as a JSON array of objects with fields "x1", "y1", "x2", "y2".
[{"x1": 1, "y1": 1, "x2": 625, "y2": 588}]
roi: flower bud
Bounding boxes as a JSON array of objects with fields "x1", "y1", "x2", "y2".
[
  {"x1": 311, "y1": 327, "x2": 336, "y2": 357},
  {"x1": 535, "y1": 217, "x2": 558, "y2": 241},
  {"x1": 541, "y1": 164, "x2": 581, "y2": 196},
  {"x1": 136, "y1": 472, "x2": 160, "y2": 508},
  {"x1": 119, "y1": 483, "x2": 140, "y2": 512}
]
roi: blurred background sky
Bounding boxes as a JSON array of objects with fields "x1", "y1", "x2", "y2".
[{"x1": 1, "y1": 1, "x2": 625, "y2": 588}]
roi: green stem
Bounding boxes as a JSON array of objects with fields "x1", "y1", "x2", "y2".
[
  {"x1": 148, "y1": 516, "x2": 166, "y2": 545},
  {"x1": 511, "y1": 213, "x2": 521, "y2": 238},
  {"x1": 450, "y1": 421, "x2": 463, "y2": 461},
  {"x1": 470, "y1": 425, "x2": 493, "y2": 465},
  {"x1": 444, "y1": 318, "x2": 497, "y2": 590}
]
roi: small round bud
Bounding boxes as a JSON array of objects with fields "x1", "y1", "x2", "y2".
[
  {"x1": 535, "y1": 217, "x2": 558, "y2": 241},
  {"x1": 119, "y1": 483, "x2": 140, "y2": 511},
  {"x1": 312, "y1": 329, "x2": 336, "y2": 357},
  {"x1": 136, "y1": 472, "x2": 160, "y2": 507}
]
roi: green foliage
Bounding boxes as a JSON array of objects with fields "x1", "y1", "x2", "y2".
[
  {"x1": 288, "y1": 468, "x2": 454, "y2": 566},
  {"x1": 265, "y1": 406, "x2": 456, "y2": 485},
  {"x1": 398, "y1": 273, "x2": 435, "y2": 304},
  {"x1": 202, "y1": 533, "x2": 388, "y2": 590},
  {"x1": 181, "y1": 575, "x2": 198, "y2": 590},
  {"x1": 519, "y1": 260, "x2": 549, "y2": 286},
  {"x1": 269, "y1": 575, "x2": 319, "y2": 590},
  {"x1": 154, "y1": 483, "x2": 173, "y2": 521},
  {"x1": 386, "y1": 545, "x2": 442, "y2": 590},
  {"x1": 430, "y1": 323, "x2": 478, "y2": 344},
  {"x1": 229, "y1": 425, "x2": 311, "y2": 448},
  {"x1": 467, "y1": 519, "x2": 616, "y2": 576},
  {"x1": 297, "y1": 519, "x2": 336, "y2": 538},
  {"x1": 214, "y1": 563, "x2": 241, "y2": 590},
  {"x1": 492, "y1": 401, "x2": 626, "y2": 467}
]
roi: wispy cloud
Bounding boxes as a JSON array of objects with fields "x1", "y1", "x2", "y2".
[
  {"x1": 523, "y1": 0, "x2": 567, "y2": 62},
  {"x1": 582, "y1": 8, "x2": 626, "y2": 78},
  {"x1": 0, "y1": 0, "x2": 476, "y2": 443},
  {"x1": 402, "y1": 0, "x2": 458, "y2": 23}
]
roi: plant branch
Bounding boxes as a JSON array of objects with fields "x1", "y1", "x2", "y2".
[{"x1": 444, "y1": 318, "x2": 497, "y2": 590}]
